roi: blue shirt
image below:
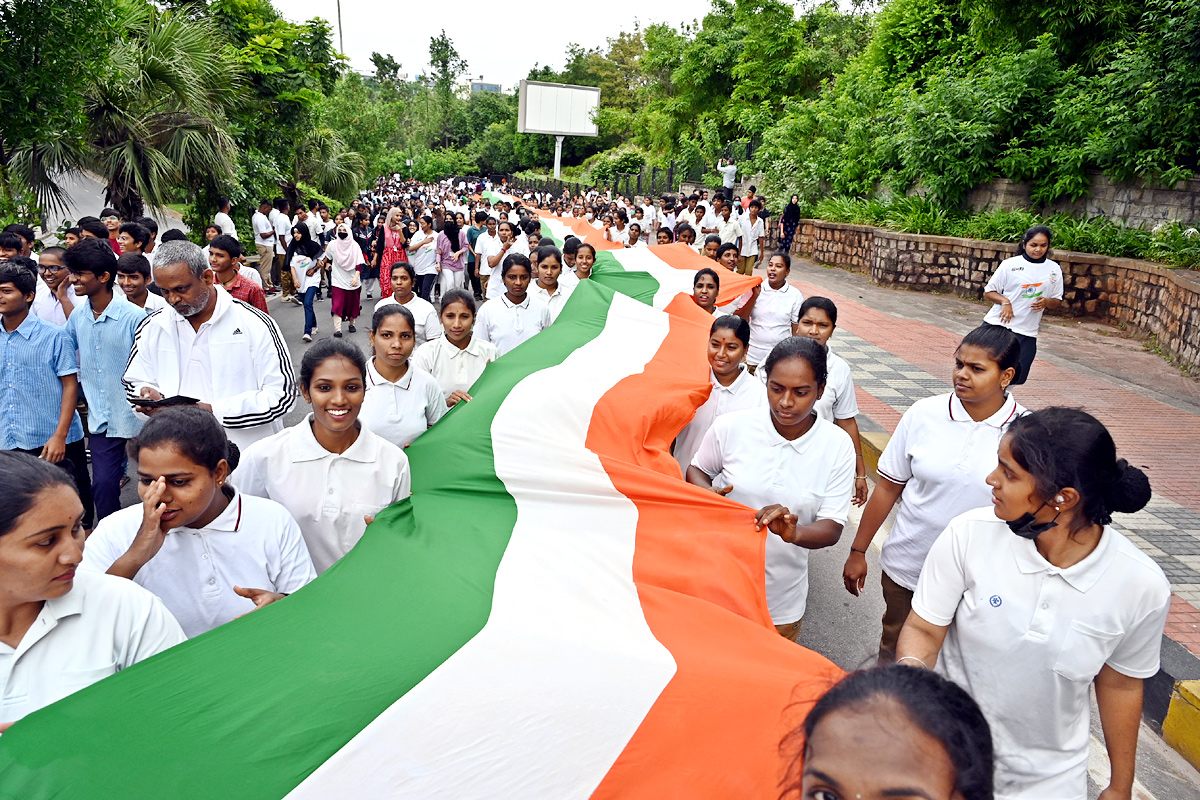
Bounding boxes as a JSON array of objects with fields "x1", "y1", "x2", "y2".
[
  {"x1": 0, "y1": 313, "x2": 84, "y2": 450},
  {"x1": 64, "y1": 295, "x2": 147, "y2": 439}
]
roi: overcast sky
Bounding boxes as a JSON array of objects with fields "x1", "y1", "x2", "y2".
[{"x1": 272, "y1": 1, "x2": 717, "y2": 89}]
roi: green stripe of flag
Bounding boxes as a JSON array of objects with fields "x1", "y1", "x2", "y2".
[
  {"x1": 539, "y1": 219, "x2": 664, "y2": 307},
  {"x1": 0, "y1": 284, "x2": 620, "y2": 799}
]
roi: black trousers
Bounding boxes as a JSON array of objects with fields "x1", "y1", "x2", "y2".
[{"x1": 984, "y1": 322, "x2": 1038, "y2": 385}]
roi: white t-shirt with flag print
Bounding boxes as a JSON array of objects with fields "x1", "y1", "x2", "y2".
[{"x1": 982, "y1": 255, "x2": 1064, "y2": 338}]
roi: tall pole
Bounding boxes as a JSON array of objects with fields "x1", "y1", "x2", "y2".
[
  {"x1": 553, "y1": 135, "x2": 565, "y2": 180},
  {"x1": 336, "y1": 0, "x2": 344, "y2": 54}
]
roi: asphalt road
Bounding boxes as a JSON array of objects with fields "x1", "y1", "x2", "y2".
[{"x1": 43, "y1": 171, "x2": 188, "y2": 238}]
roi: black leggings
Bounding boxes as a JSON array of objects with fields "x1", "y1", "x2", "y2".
[{"x1": 985, "y1": 322, "x2": 1038, "y2": 385}]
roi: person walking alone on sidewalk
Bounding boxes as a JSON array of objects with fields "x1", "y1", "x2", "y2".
[{"x1": 981, "y1": 225, "x2": 1063, "y2": 385}]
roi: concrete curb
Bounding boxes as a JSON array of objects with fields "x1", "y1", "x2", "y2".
[{"x1": 1164, "y1": 680, "x2": 1200, "y2": 772}]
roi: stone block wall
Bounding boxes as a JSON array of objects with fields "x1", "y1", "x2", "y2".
[
  {"x1": 965, "y1": 173, "x2": 1200, "y2": 228},
  {"x1": 792, "y1": 219, "x2": 1200, "y2": 371}
]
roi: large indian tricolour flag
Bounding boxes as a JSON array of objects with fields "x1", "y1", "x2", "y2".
[{"x1": 0, "y1": 250, "x2": 838, "y2": 798}]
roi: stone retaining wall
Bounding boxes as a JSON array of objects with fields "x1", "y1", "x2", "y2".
[
  {"x1": 965, "y1": 173, "x2": 1200, "y2": 228},
  {"x1": 785, "y1": 219, "x2": 1200, "y2": 371}
]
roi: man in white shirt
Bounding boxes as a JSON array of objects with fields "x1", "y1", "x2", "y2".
[
  {"x1": 717, "y1": 203, "x2": 743, "y2": 249},
  {"x1": 716, "y1": 159, "x2": 738, "y2": 194},
  {"x1": 473, "y1": 217, "x2": 502, "y2": 298},
  {"x1": 270, "y1": 198, "x2": 295, "y2": 301},
  {"x1": 676, "y1": 195, "x2": 701, "y2": 230},
  {"x1": 738, "y1": 200, "x2": 766, "y2": 275},
  {"x1": 699, "y1": 198, "x2": 722, "y2": 237},
  {"x1": 214, "y1": 197, "x2": 238, "y2": 239},
  {"x1": 123, "y1": 240, "x2": 295, "y2": 451},
  {"x1": 252, "y1": 199, "x2": 276, "y2": 291}
]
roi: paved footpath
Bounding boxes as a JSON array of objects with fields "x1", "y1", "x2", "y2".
[{"x1": 787, "y1": 259, "x2": 1200, "y2": 658}]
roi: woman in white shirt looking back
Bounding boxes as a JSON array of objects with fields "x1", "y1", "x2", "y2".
[
  {"x1": 842, "y1": 325, "x2": 1026, "y2": 662},
  {"x1": 738, "y1": 252, "x2": 803, "y2": 373},
  {"x1": 234, "y1": 339, "x2": 411, "y2": 574},
  {"x1": 411, "y1": 289, "x2": 497, "y2": 408},
  {"x1": 360, "y1": 304, "x2": 446, "y2": 448},
  {"x1": 687, "y1": 336, "x2": 855, "y2": 642},
  {"x1": 82, "y1": 406, "x2": 317, "y2": 638},
  {"x1": 898, "y1": 408, "x2": 1168, "y2": 800},
  {"x1": 0, "y1": 452, "x2": 184, "y2": 731}
]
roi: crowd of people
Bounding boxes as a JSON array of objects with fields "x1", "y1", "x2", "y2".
[{"x1": 0, "y1": 175, "x2": 1167, "y2": 800}]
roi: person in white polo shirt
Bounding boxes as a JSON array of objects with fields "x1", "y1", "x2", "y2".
[
  {"x1": 475, "y1": 254, "x2": 551, "y2": 357},
  {"x1": 688, "y1": 337, "x2": 855, "y2": 642},
  {"x1": 234, "y1": 340, "x2": 410, "y2": 574},
  {"x1": 528, "y1": 245, "x2": 572, "y2": 323},
  {"x1": 981, "y1": 225, "x2": 1063, "y2": 385},
  {"x1": 360, "y1": 304, "x2": 447, "y2": 447},
  {"x1": 740, "y1": 253, "x2": 804, "y2": 373},
  {"x1": 82, "y1": 407, "x2": 317, "y2": 638},
  {"x1": 897, "y1": 407, "x2": 1168, "y2": 800},
  {"x1": 842, "y1": 325, "x2": 1025, "y2": 662},
  {"x1": 0, "y1": 453, "x2": 184, "y2": 731},
  {"x1": 673, "y1": 315, "x2": 765, "y2": 475},
  {"x1": 410, "y1": 290, "x2": 497, "y2": 407}
]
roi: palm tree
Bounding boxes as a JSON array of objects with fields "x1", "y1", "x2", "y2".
[
  {"x1": 82, "y1": 1, "x2": 242, "y2": 219},
  {"x1": 283, "y1": 126, "x2": 366, "y2": 208}
]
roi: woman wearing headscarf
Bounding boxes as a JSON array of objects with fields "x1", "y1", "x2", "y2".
[
  {"x1": 436, "y1": 215, "x2": 469, "y2": 297},
  {"x1": 286, "y1": 224, "x2": 325, "y2": 342},
  {"x1": 372, "y1": 207, "x2": 409, "y2": 300},
  {"x1": 325, "y1": 221, "x2": 365, "y2": 337},
  {"x1": 780, "y1": 195, "x2": 802, "y2": 255}
]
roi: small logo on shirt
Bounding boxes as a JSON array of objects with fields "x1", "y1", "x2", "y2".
[
  {"x1": 989, "y1": 595, "x2": 1003, "y2": 608},
  {"x1": 232, "y1": 328, "x2": 243, "y2": 335}
]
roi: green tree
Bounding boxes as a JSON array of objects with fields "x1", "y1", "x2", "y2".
[{"x1": 0, "y1": 0, "x2": 111, "y2": 218}]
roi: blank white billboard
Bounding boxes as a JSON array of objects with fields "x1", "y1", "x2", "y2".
[{"x1": 518, "y1": 80, "x2": 600, "y2": 137}]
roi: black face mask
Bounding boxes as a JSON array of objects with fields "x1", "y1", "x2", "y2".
[
  {"x1": 1007, "y1": 503, "x2": 1060, "y2": 539},
  {"x1": 337, "y1": 231, "x2": 349, "y2": 239}
]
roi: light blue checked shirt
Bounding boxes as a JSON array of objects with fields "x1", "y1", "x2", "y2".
[
  {"x1": 64, "y1": 295, "x2": 147, "y2": 439},
  {"x1": 0, "y1": 312, "x2": 84, "y2": 450}
]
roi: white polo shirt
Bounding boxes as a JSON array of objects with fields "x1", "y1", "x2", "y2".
[
  {"x1": 82, "y1": 490, "x2": 317, "y2": 638},
  {"x1": 375, "y1": 294, "x2": 441, "y2": 346},
  {"x1": 812, "y1": 349, "x2": 859, "y2": 422},
  {"x1": 673, "y1": 367, "x2": 767, "y2": 476},
  {"x1": 747, "y1": 282, "x2": 804, "y2": 365},
  {"x1": 913, "y1": 508, "x2": 1169, "y2": 800},
  {"x1": 233, "y1": 416, "x2": 411, "y2": 574},
  {"x1": 475, "y1": 293, "x2": 551, "y2": 356},
  {"x1": 739, "y1": 216, "x2": 765, "y2": 257},
  {"x1": 982, "y1": 255, "x2": 1064, "y2": 338},
  {"x1": 877, "y1": 392, "x2": 1025, "y2": 591},
  {"x1": 529, "y1": 282, "x2": 572, "y2": 322},
  {"x1": 360, "y1": 359, "x2": 447, "y2": 448},
  {"x1": 410, "y1": 334, "x2": 498, "y2": 399},
  {"x1": 0, "y1": 570, "x2": 185, "y2": 725},
  {"x1": 691, "y1": 408, "x2": 855, "y2": 624}
]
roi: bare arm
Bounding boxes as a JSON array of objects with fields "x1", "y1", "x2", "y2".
[
  {"x1": 42, "y1": 372, "x2": 78, "y2": 463},
  {"x1": 1095, "y1": 665, "x2": 1143, "y2": 800},
  {"x1": 984, "y1": 290, "x2": 1014, "y2": 322},
  {"x1": 833, "y1": 416, "x2": 868, "y2": 506},
  {"x1": 841, "y1": 476, "x2": 905, "y2": 595},
  {"x1": 895, "y1": 611, "x2": 949, "y2": 669}
]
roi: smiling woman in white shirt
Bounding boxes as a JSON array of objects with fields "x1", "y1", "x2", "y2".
[
  {"x1": 411, "y1": 290, "x2": 498, "y2": 409},
  {"x1": 233, "y1": 339, "x2": 411, "y2": 575},
  {"x1": 82, "y1": 406, "x2": 317, "y2": 638},
  {"x1": 842, "y1": 325, "x2": 1026, "y2": 663},
  {"x1": 360, "y1": 304, "x2": 447, "y2": 447},
  {"x1": 376, "y1": 262, "x2": 440, "y2": 347},
  {"x1": 673, "y1": 315, "x2": 765, "y2": 475},
  {"x1": 739, "y1": 253, "x2": 804, "y2": 372},
  {"x1": 687, "y1": 336, "x2": 855, "y2": 641},
  {"x1": 475, "y1": 254, "x2": 552, "y2": 357},
  {"x1": 897, "y1": 408, "x2": 1168, "y2": 800},
  {"x1": 0, "y1": 452, "x2": 185, "y2": 732}
]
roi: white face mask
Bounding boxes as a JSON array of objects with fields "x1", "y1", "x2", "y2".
[{"x1": 585, "y1": 213, "x2": 594, "y2": 221}]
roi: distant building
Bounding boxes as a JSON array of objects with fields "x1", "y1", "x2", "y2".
[
  {"x1": 457, "y1": 75, "x2": 508, "y2": 99},
  {"x1": 472, "y1": 80, "x2": 502, "y2": 94}
]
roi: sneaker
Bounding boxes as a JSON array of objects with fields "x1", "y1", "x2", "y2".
[
  {"x1": 334, "y1": 330, "x2": 343, "y2": 338},
  {"x1": 302, "y1": 333, "x2": 312, "y2": 342},
  {"x1": 366, "y1": 293, "x2": 373, "y2": 299},
  {"x1": 312, "y1": 325, "x2": 318, "y2": 334},
  {"x1": 348, "y1": 324, "x2": 357, "y2": 333}
]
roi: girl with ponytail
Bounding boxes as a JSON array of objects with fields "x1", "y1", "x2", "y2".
[
  {"x1": 897, "y1": 407, "x2": 1168, "y2": 800},
  {"x1": 82, "y1": 406, "x2": 317, "y2": 637}
]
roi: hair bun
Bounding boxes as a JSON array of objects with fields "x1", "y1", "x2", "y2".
[
  {"x1": 225, "y1": 441, "x2": 242, "y2": 473},
  {"x1": 1108, "y1": 460, "x2": 1151, "y2": 514}
]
